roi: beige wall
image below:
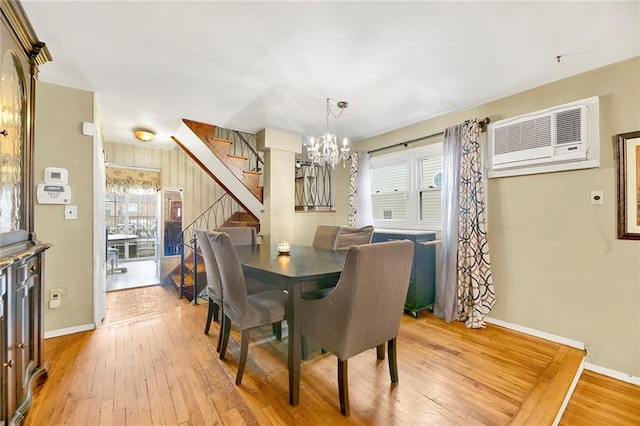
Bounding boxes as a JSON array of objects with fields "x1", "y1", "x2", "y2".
[
  {"x1": 34, "y1": 82, "x2": 95, "y2": 332},
  {"x1": 262, "y1": 148, "x2": 296, "y2": 244},
  {"x1": 352, "y1": 57, "x2": 640, "y2": 377}
]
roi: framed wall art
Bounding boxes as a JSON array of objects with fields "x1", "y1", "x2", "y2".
[{"x1": 615, "y1": 130, "x2": 640, "y2": 239}]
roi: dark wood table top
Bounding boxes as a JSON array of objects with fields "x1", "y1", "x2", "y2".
[{"x1": 234, "y1": 243, "x2": 346, "y2": 283}]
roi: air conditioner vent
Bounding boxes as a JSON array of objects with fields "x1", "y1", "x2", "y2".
[
  {"x1": 556, "y1": 107, "x2": 582, "y2": 145},
  {"x1": 494, "y1": 116, "x2": 551, "y2": 155},
  {"x1": 488, "y1": 96, "x2": 599, "y2": 178}
]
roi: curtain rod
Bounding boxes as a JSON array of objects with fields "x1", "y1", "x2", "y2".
[
  {"x1": 105, "y1": 163, "x2": 161, "y2": 172},
  {"x1": 368, "y1": 117, "x2": 491, "y2": 155}
]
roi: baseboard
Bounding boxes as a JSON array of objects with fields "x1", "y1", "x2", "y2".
[
  {"x1": 44, "y1": 323, "x2": 95, "y2": 339},
  {"x1": 485, "y1": 316, "x2": 585, "y2": 350},
  {"x1": 585, "y1": 362, "x2": 640, "y2": 386},
  {"x1": 553, "y1": 357, "x2": 585, "y2": 426},
  {"x1": 486, "y1": 316, "x2": 640, "y2": 386}
]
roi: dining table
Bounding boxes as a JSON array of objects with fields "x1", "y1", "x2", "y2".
[{"x1": 234, "y1": 243, "x2": 347, "y2": 406}]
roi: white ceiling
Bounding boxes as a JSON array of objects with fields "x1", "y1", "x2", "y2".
[{"x1": 21, "y1": 1, "x2": 640, "y2": 150}]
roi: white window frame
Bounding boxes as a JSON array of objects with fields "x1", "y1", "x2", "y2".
[{"x1": 370, "y1": 142, "x2": 442, "y2": 231}]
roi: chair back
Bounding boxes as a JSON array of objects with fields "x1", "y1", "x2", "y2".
[
  {"x1": 208, "y1": 231, "x2": 249, "y2": 321},
  {"x1": 312, "y1": 225, "x2": 341, "y2": 249},
  {"x1": 216, "y1": 226, "x2": 257, "y2": 246},
  {"x1": 194, "y1": 230, "x2": 223, "y2": 303},
  {"x1": 303, "y1": 240, "x2": 414, "y2": 360},
  {"x1": 333, "y1": 225, "x2": 374, "y2": 251}
]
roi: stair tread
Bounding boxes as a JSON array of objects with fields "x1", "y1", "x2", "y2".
[
  {"x1": 227, "y1": 153, "x2": 248, "y2": 160},
  {"x1": 209, "y1": 136, "x2": 232, "y2": 145}
]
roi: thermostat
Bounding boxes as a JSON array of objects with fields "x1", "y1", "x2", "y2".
[{"x1": 44, "y1": 167, "x2": 68, "y2": 185}]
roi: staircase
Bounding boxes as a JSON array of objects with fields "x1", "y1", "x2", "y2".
[
  {"x1": 172, "y1": 119, "x2": 263, "y2": 219},
  {"x1": 165, "y1": 120, "x2": 265, "y2": 300},
  {"x1": 165, "y1": 250, "x2": 205, "y2": 301}
]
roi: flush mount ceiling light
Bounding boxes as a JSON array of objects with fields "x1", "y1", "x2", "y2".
[
  {"x1": 307, "y1": 98, "x2": 350, "y2": 168},
  {"x1": 133, "y1": 129, "x2": 155, "y2": 142}
]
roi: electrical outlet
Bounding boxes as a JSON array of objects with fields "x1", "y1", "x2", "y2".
[{"x1": 49, "y1": 291, "x2": 61, "y2": 309}]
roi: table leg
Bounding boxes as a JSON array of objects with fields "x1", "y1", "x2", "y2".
[{"x1": 287, "y1": 283, "x2": 302, "y2": 406}]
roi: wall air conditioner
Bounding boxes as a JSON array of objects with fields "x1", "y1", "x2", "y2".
[{"x1": 487, "y1": 96, "x2": 599, "y2": 178}]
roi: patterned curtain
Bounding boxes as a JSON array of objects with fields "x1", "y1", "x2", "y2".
[
  {"x1": 347, "y1": 152, "x2": 374, "y2": 227},
  {"x1": 456, "y1": 119, "x2": 495, "y2": 328},
  {"x1": 435, "y1": 119, "x2": 495, "y2": 328},
  {"x1": 347, "y1": 153, "x2": 358, "y2": 226},
  {"x1": 105, "y1": 166, "x2": 161, "y2": 192}
]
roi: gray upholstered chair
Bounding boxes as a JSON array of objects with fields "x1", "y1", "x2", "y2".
[
  {"x1": 194, "y1": 229, "x2": 225, "y2": 350},
  {"x1": 301, "y1": 224, "x2": 375, "y2": 359},
  {"x1": 208, "y1": 231, "x2": 288, "y2": 385},
  {"x1": 197, "y1": 228, "x2": 278, "y2": 349},
  {"x1": 333, "y1": 225, "x2": 374, "y2": 251},
  {"x1": 215, "y1": 226, "x2": 257, "y2": 246},
  {"x1": 312, "y1": 225, "x2": 341, "y2": 250},
  {"x1": 216, "y1": 226, "x2": 276, "y2": 306},
  {"x1": 301, "y1": 240, "x2": 414, "y2": 416}
]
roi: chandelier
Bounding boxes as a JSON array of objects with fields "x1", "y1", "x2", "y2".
[{"x1": 307, "y1": 98, "x2": 350, "y2": 168}]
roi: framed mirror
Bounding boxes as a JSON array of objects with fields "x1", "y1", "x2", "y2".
[{"x1": 162, "y1": 188, "x2": 183, "y2": 256}]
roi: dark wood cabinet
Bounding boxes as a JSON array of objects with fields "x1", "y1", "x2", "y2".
[
  {"x1": 372, "y1": 230, "x2": 437, "y2": 318},
  {"x1": 0, "y1": 2, "x2": 51, "y2": 424},
  {"x1": 1, "y1": 243, "x2": 49, "y2": 425}
]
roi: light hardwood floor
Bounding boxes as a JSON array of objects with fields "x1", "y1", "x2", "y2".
[{"x1": 26, "y1": 285, "x2": 639, "y2": 425}]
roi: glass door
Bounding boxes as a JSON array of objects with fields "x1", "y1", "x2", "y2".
[{"x1": 105, "y1": 188, "x2": 158, "y2": 261}]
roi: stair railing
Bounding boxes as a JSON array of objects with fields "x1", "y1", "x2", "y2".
[
  {"x1": 295, "y1": 160, "x2": 333, "y2": 211},
  {"x1": 175, "y1": 192, "x2": 255, "y2": 303},
  {"x1": 215, "y1": 127, "x2": 264, "y2": 174}
]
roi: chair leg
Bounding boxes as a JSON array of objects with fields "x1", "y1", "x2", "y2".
[
  {"x1": 219, "y1": 315, "x2": 231, "y2": 359},
  {"x1": 212, "y1": 301, "x2": 219, "y2": 322},
  {"x1": 338, "y1": 358, "x2": 350, "y2": 416},
  {"x1": 376, "y1": 343, "x2": 385, "y2": 360},
  {"x1": 273, "y1": 321, "x2": 282, "y2": 341},
  {"x1": 216, "y1": 325, "x2": 224, "y2": 353},
  {"x1": 236, "y1": 329, "x2": 250, "y2": 385},
  {"x1": 388, "y1": 338, "x2": 399, "y2": 384},
  {"x1": 204, "y1": 298, "x2": 215, "y2": 334}
]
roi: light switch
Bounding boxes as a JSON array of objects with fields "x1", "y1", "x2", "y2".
[
  {"x1": 64, "y1": 205, "x2": 78, "y2": 219},
  {"x1": 591, "y1": 190, "x2": 603, "y2": 205}
]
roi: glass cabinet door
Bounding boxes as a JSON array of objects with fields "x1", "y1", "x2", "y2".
[{"x1": 0, "y1": 50, "x2": 26, "y2": 237}]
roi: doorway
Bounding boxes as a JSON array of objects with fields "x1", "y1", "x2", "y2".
[{"x1": 105, "y1": 166, "x2": 161, "y2": 291}]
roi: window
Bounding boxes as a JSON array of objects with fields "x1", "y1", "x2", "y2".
[{"x1": 370, "y1": 143, "x2": 442, "y2": 230}]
